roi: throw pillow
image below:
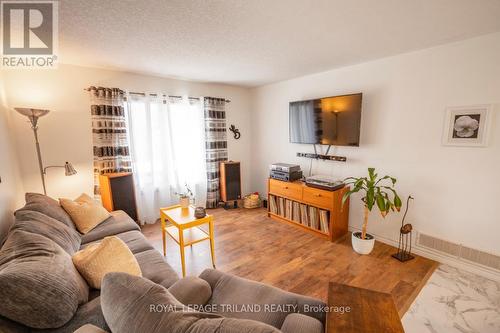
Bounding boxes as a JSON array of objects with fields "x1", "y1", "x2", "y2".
[
  {"x1": 15, "y1": 192, "x2": 75, "y2": 229},
  {"x1": 76, "y1": 193, "x2": 96, "y2": 204},
  {"x1": 100, "y1": 272, "x2": 280, "y2": 333},
  {"x1": 72, "y1": 236, "x2": 141, "y2": 289},
  {"x1": 74, "y1": 324, "x2": 108, "y2": 333},
  {"x1": 60, "y1": 193, "x2": 111, "y2": 234},
  {"x1": 167, "y1": 276, "x2": 212, "y2": 307}
]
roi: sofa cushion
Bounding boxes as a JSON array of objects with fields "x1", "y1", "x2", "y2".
[
  {"x1": 199, "y1": 268, "x2": 326, "y2": 328},
  {"x1": 0, "y1": 230, "x2": 89, "y2": 329},
  {"x1": 280, "y1": 313, "x2": 323, "y2": 333},
  {"x1": 168, "y1": 276, "x2": 212, "y2": 307},
  {"x1": 81, "y1": 230, "x2": 153, "y2": 254},
  {"x1": 134, "y1": 249, "x2": 179, "y2": 287},
  {"x1": 100, "y1": 272, "x2": 280, "y2": 333},
  {"x1": 0, "y1": 298, "x2": 110, "y2": 333},
  {"x1": 81, "y1": 210, "x2": 140, "y2": 244},
  {"x1": 60, "y1": 194, "x2": 111, "y2": 234},
  {"x1": 0, "y1": 316, "x2": 30, "y2": 333},
  {"x1": 15, "y1": 193, "x2": 75, "y2": 229},
  {"x1": 12, "y1": 210, "x2": 81, "y2": 254},
  {"x1": 44, "y1": 296, "x2": 109, "y2": 333},
  {"x1": 73, "y1": 236, "x2": 142, "y2": 289}
]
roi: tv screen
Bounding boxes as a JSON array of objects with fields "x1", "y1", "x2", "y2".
[{"x1": 289, "y1": 93, "x2": 362, "y2": 146}]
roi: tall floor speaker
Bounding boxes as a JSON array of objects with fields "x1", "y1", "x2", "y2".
[
  {"x1": 220, "y1": 161, "x2": 241, "y2": 208},
  {"x1": 99, "y1": 172, "x2": 138, "y2": 223}
]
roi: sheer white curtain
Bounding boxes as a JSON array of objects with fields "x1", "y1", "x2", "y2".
[{"x1": 125, "y1": 94, "x2": 207, "y2": 224}]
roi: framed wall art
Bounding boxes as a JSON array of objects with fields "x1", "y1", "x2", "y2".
[{"x1": 442, "y1": 104, "x2": 493, "y2": 147}]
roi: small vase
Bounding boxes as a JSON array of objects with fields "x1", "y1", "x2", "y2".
[
  {"x1": 179, "y1": 197, "x2": 190, "y2": 209},
  {"x1": 351, "y1": 232, "x2": 375, "y2": 255}
]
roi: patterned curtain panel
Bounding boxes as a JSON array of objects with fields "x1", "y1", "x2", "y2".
[
  {"x1": 88, "y1": 86, "x2": 132, "y2": 197},
  {"x1": 204, "y1": 97, "x2": 228, "y2": 208}
]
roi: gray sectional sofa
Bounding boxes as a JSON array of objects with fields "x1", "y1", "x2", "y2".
[{"x1": 0, "y1": 193, "x2": 326, "y2": 333}]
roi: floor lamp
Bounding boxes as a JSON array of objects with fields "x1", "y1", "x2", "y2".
[{"x1": 15, "y1": 108, "x2": 77, "y2": 195}]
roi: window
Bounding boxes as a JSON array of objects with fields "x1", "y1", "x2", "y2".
[{"x1": 125, "y1": 95, "x2": 207, "y2": 223}]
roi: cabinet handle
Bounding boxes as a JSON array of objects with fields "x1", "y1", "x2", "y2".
[
  {"x1": 315, "y1": 194, "x2": 321, "y2": 197},
  {"x1": 284, "y1": 186, "x2": 289, "y2": 189}
]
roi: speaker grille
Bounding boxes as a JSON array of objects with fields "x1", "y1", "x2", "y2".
[
  {"x1": 110, "y1": 175, "x2": 138, "y2": 221},
  {"x1": 221, "y1": 162, "x2": 241, "y2": 201}
]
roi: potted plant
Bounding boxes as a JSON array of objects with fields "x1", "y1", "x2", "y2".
[
  {"x1": 342, "y1": 168, "x2": 402, "y2": 255},
  {"x1": 175, "y1": 184, "x2": 193, "y2": 209}
]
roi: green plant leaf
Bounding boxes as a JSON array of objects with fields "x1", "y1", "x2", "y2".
[
  {"x1": 345, "y1": 168, "x2": 400, "y2": 216},
  {"x1": 342, "y1": 188, "x2": 359, "y2": 206},
  {"x1": 376, "y1": 192, "x2": 386, "y2": 213},
  {"x1": 385, "y1": 200, "x2": 391, "y2": 212},
  {"x1": 393, "y1": 193, "x2": 402, "y2": 212},
  {"x1": 383, "y1": 192, "x2": 394, "y2": 215},
  {"x1": 381, "y1": 187, "x2": 402, "y2": 212},
  {"x1": 368, "y1": 168, "x2": 376, "y2": 181},
  {"x1": 343, "y1": 177, "x2": 359, "y2": 182},
  {"x1": 375, "y1": 175, "x2": 395, "y2": 186},
  {"x1": 366, "y1": 187, "x2": 375, "y2": 210}
]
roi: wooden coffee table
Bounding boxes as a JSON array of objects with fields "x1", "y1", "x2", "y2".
[
  {"x1": 327, "y1": 282, "x2": 405, "y2": 333},
  {"x1": 160, "y1": 205, "x2": 215, "y2": 277}
]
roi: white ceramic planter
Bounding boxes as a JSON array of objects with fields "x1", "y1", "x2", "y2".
[
  {"x1": 351, "y1": 232, "x2": 375, "y2": 255},
  {"x1": 179, "y1": 197, "x2": 190, "y2": 209}
]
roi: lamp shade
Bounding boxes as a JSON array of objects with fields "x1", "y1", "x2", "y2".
[
  {"x1": 14, "y1": 108, "x2": 50, "y2": 118},
  {"x1": 15, "y1": 108, "x2": 50, "y2": 128},
  {"x1": 64, "y1": 162, "x2": 77, "y2": 176}
]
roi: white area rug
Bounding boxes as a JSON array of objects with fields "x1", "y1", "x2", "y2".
[{"x1": 403, "y1": 264, "x2": 500, "y2": 333}]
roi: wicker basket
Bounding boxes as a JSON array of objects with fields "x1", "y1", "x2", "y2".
[{"x1": 243, "y1": 194, "x2": 261, "y2": 209}]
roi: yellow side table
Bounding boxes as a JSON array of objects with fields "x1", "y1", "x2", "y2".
[{"x1": 160, "y1": 205, "x2": 216, "y2": 277}]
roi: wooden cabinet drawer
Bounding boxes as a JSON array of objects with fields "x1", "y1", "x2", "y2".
[
  {"x1": 269, "y1": 179, "x2": 302, "y2": 201},
  {"x1": 303, "y1": 186, "x2": 334, "y2": 208}
]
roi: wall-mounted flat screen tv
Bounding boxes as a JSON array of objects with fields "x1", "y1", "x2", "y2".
[{"x1": 289, "y1": 93, "x2": 362, "y2": 146}]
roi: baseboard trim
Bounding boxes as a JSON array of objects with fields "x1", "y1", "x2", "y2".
[{"x1": 348, "y1": 226, "x2": 500, "y2": 282}]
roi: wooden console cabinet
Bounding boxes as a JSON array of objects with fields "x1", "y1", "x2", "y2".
[{"x1": 267, "y1": 178, "x2": 349, "y2": 241}]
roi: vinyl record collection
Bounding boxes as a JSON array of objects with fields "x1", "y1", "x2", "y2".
[{"x1": 268, "y1": 194, "x2": 330, "y2": 234}]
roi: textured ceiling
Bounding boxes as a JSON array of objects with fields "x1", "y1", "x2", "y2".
[{"x1": 59, "y1": 0, "x2": 500, "y2": 87}]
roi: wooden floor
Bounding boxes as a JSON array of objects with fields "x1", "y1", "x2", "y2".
[{"x1": 141, "y1": 207, "x2": 438, "y2": 317}]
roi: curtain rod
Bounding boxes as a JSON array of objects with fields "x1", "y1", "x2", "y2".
[
  {"x1": 128, "y1": 91, "x2": 231, "y2": 103},
  {"x1": 84, "y1": 88, "x2": 230, "y2": 103}
]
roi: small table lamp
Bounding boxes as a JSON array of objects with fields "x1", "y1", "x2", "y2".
[{"x1": 15, "y1": 108, "x2": 77, "y2": 195}]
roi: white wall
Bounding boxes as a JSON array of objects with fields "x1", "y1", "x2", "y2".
[
  {"x1": 2, "y1": 64, "x2": 252, "y2": 203},
  {"x1": 2, "y1": 33, "x2": 499, "y2": 258},
  {"x1": 250, "y1": 32, "x2": 500, "y2": 255},
  {"x1": 0, "y1": 79, "x2": 24, "y2": 244}
]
